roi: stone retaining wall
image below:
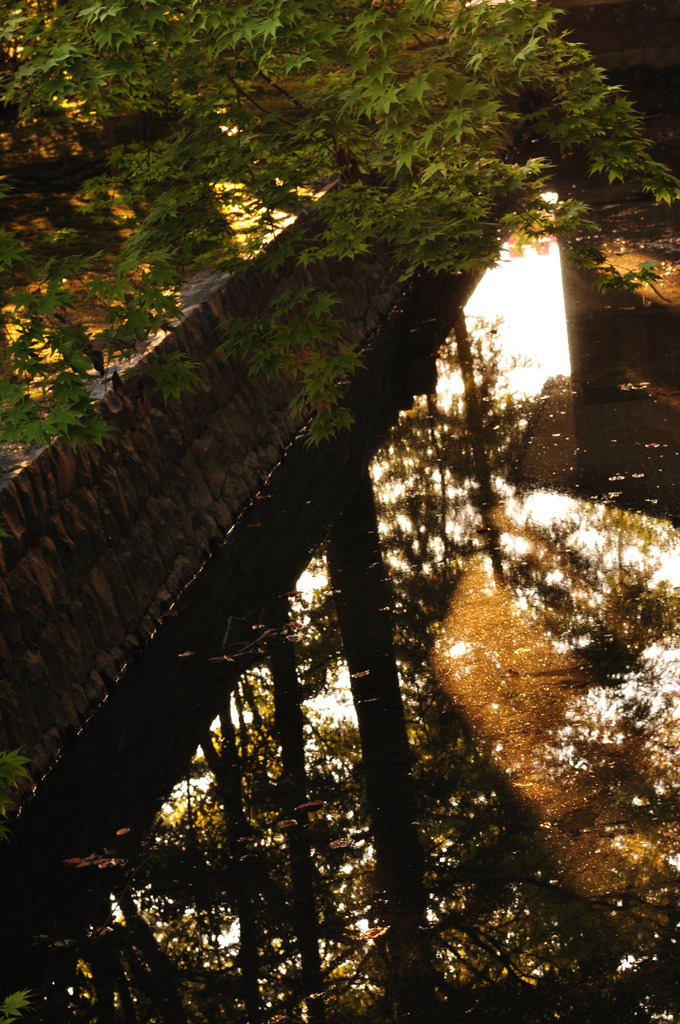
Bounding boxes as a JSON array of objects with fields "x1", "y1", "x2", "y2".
[{"x1": 0, "y1": 232, "x2": 405, "y2": 788}]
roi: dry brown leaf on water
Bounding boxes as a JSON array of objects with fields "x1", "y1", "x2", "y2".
[{"x1": 295, "y1": 800, "x2": 324, "y2": 812}]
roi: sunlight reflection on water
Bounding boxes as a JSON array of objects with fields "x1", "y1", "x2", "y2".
[{"x1": 464, "y1": 240, "x2": 570, "y2": 396}]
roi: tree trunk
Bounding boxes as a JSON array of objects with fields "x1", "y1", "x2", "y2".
[
  {"x1": 452, "y1": 308, "x2": 504, "y2": 582},
  {"x1": 327, "y1": 470, "x2": 439, "y2": 1022},
  {"x1": 116, "y1": 891, "x2": 187, "y2": 1024},
  {"x1": 202, "y1": 705, "x2": 264, "y2": 1024},
  {"x1": 269, "y1": 595, "x2": 327, "y2": 1024}
]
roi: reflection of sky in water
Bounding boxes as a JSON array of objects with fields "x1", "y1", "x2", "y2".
[
  {"x1": 509, "y1": 490, "x2": 680, "y2": 588},
  {"x1": 464, "y1": 241, "x2": 570, "y2": 395}
]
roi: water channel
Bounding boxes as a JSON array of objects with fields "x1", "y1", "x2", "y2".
[{"x1": 4, "y1": 211, "x2": 680, "y2": 1023}]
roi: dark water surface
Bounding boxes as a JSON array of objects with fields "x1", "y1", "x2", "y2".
[{"x1": 5, "y1": 231, "x2": 680, "y2": 1023}]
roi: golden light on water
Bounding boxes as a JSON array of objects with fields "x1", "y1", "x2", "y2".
[
  {"x1": 432, "y1": 542, "x2": 680, "y2": 899},
  {"x1": 434, "y1": 560, "x2": 618, "y2": 889}
]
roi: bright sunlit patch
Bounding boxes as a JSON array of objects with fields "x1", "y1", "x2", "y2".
[
  {"x1": 465, "y1": 239, "x2": 570, "y2": 396},
  {"x1": 513, "y1": 490, "x2": 576, "y2": 524},
  {"x1": 297, "y1": 566, "x2": 328, "y2": 599}
]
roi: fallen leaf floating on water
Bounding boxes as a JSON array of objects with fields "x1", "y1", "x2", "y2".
[
  {"x1": 64, "y1": 853, "x2": 125, "y2": 868},
  {"x1": 295, "y1": 800, "x2": 324, "y2": 812}
]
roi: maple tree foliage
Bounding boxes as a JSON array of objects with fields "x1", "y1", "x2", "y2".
[{"x1": 1, "y1": 0, "x2": 678, "y2": 443}]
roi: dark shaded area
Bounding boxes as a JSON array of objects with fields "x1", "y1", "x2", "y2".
[
  {"x1": 0, "y1": 270, "x2": 476, "y2": 1007},
  {"x1": 201, "y1": 701, "x2": 265, "y2": 1024},
  {"x1": 269, "y1": 595, "x2": 327, "y2": 1024},
  {"x1": 328, "y1": 470, "x2": 439, "y2": 1022}
]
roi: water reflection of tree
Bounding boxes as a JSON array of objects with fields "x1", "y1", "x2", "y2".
[
  {"x1": 327, "y1": 470, "x2": 440, "y2": 1022},
  {"x1": 377, "y1": 320, "x2": 680, "y2": 1020},
  {"x1": 53, "y1": 320, "x2": 680, "y2": 1023},
  {"x1": 502, "y1": 497, "x2": 680, "y2": 685}
]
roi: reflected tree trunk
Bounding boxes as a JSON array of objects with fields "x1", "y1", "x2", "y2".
[
  {"x1": 111, "y1": 957, "x2": 139, "y2": 1024},
  {"x1": 87, "y1": 939, "x2": 117, "y2": 1024},
  {"x1": 202, "y1": 703, "x2": 264, "y2": 1024},
  {"x1": 327, "y1": 470, "x2": 440, "y2": 1022},
  {"x1": 426, "y1": 394, "x2": 454, "y2": 581},
  {"x1": 269, "y1": 594, "x2": 327, "y2": 1024},
  {"x1": 88, "y1": 932, "x2": 139, "y2": 1024},
  {"x1": 116, "y1": 891, "x2": 187, "y2": 1024},
  {"x1": 452, "y1": 308, "x2": 504, "y2": 581}
]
